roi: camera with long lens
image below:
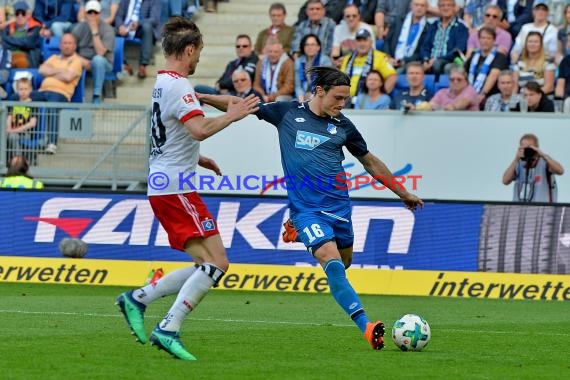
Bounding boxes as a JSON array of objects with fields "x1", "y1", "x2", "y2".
[{"x1": 522, "y1": 147, "x2": 536, "y2": 162}]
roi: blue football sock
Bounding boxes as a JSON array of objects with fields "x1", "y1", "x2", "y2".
[{"x1": 324, "y1": 259, "x2": 369, "y2": 332}]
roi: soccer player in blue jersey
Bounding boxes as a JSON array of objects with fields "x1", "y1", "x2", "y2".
[{"x1": 200, "y1": 66, "x2": 423, "y2": 350}]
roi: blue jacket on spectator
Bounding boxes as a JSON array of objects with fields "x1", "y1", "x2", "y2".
[
  {"x1": 33, "y1": 0, "x2": 77, "y2": 28},
  {"x1": 419, "y1": 17, "x2": 468, "y2": 63}
]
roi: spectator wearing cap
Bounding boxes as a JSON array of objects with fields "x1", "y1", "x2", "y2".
[
  {"x1": 331, "y1": 4, "x2": 375, "y2": 62},
  {"x1": 0, "y1": 1, "x2": 35, "y2": 30},
  {"x1": 291, "y1": 0, "x2": 336, "y2": 58},
  {"x1": 2, "y1": 1, "x2": 42, "y2": 68},
  {"x1": 114, "y1": 0, "x2": 161, "y2": 79},
  {"x1": 72, "y1": 0, "x2": 115, "y2": 103},
  {"x1": 340, "y1": 27, "x2": 397, "y2": 105},
  {"x1": 0, "y1": 155, "x2": 44, "y2": 189},
  {"x1": 33, "y1": 0, "x2": 76, "y2": 38},
  {"x1": 511, "y1": 0, "x2": 557, "y2": 63},
  {"x1": 419, "y1": 0, "x2": 468, "y2": 77},
  {"x1": 77, "y1": 0, "x2": 121, "y2": 27}
]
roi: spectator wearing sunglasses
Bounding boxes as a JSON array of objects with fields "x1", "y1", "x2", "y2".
[
  {"x1": 331, "y1": 4, "x2": 374, "y2": 63},
  {"x1": 195, "y1": 34, "x2": 258, "y2": 97},
  {"x1": 429, "y1": 65, "x2": 479, "y2": 110},
  {"x1": 2, "y1": 1, "x2": 42, "y2": 68},
  {"x1": 33, "y1": 0, "x2": 76, "y2": 38},
  {"x1": 465, "y1": 4, "x2": 512, "y2": 59},
  {"x1": 229, "y1": 68, "x2": 262, "y2": 99},
  {"x1": 72, "y1": 0, "x2": 115, "y2": 103}
]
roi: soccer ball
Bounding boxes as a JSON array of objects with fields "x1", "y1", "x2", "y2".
[
  {"x1": 392, "y1": 314, "x2": 431, "y2": 351},
  {"x1": 59, "y1": 238, "x2": 88, "y2": 258}
]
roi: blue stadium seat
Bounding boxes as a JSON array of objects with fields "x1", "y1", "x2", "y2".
[
  {"x1": 71, "y1": 70, "x2": 86, "y2": 103},
  {"x1": 424, "y1": 74, "x2": 436, "y2": 94},
  {"x1": 41, "y1": 36, "x2": 61, "y2": 61},
  {"x1": 106, "y1": 37, "x2": 125, "y2": 82},
  {"x1": 434, "y1": 75, "x2": 449, "y2": 93},
  {"x1": 395, "y1": 74, "x2": 409, "y2": 92}
]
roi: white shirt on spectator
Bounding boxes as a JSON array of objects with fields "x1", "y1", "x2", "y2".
[{"x1": 512, "y1": 22, "x2": 558, "y2": 60}]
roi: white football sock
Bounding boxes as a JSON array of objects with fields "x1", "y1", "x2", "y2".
[
  {"x1": 159, "y1": 263, "x2": 225, "y2": 332},
  {"x1": 132, "y1": 265, "x2": 198, "y2": 306}
]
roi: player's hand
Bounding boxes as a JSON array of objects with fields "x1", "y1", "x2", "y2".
[
  {"x1": 401, "y1": 193, "x2": 424, "y2": 211},
  {"x1": 198, "y1": 155, "x2": 222, "y2": 176},
  {"x1": 227, "y1": 94, "x2": 259, "y2": 121}
]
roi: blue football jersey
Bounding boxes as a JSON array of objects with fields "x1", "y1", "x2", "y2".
[{"x1": 255, "y1": 101, "x2": 369, "y2": 212}]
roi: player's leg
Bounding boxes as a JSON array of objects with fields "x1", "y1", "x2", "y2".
[
  {"x1": 150, "y1": 234, "x2": 227, "y2": 360},
  {"x1": 116, "y1": 264, "x2": 201, "y2": 344}
]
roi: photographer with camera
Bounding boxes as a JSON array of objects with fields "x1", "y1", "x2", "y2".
[{"x1": 502, "y1": 133, "x2": 564, "y2": 203}]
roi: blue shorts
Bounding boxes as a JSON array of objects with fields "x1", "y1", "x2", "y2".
[{"x1": 290, "y1": 208, "x2": 354, "y2": 254}]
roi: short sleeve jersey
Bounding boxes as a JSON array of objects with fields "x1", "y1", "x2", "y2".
[
  {"x1": 148, "y1": 70, "x2": 204, "y2": 196},
  {"x1": 255, "y1": 101, "x2": 368, "y2": 212}
]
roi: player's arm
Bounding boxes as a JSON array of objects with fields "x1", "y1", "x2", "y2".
[
  {"x1": 357, "y1": 152, "x2": 424, "y2": 211},
  {"x1": 198, "y1": 93, "x2": 242, "y2": 112},
  {"x1": 184, "y1": 94, "x2": 259, "y2": 141}
]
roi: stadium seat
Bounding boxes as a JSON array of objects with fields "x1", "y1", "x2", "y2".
[
  {"x1": 41, "y1": 36, "x2": 61, "y2": 61},
  {"x1": 424, "y1": 74, "x2": 436, "y2": 94},
  {"x1": 103, "y1": 37, "x2": 125, "y2": 98},
  {"x1": 434, "y1": 75, "x2": 449, "y2": 93},
  {"x1": 70, "y1": 70, "x2": 86, "y2": 103},
  {"x1": 395, "y1": 75, "x2": 409, "y2": 92},
  {"x1": 106, "y1": 37, "x2": 125, "y2": 82}
]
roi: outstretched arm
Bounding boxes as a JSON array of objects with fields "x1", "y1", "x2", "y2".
[
  {"x1": 357, "y1": 152, "x2": 424, "y2": 211},
  {"x1": 198, "y1": 93, "x2": 244, "y2": 112},
  {"x1": 184, "y1": 94, "x2": 259, "y2": 141}
]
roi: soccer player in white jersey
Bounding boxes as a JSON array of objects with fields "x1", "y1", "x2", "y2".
[{"x1": 116, "y1": 17, "x2": 259, "y2": 361}]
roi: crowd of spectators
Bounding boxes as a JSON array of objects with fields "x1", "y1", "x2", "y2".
[{"x1": 199, "y1": 0, "x2": 570, "y2": 114}]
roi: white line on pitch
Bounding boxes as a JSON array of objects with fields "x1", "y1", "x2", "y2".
[{"x1": 0, "y1": 309, "x2": 569, "y2": 337}]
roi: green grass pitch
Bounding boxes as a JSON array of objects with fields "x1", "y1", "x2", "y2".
[{"x1": 0, "y1": 283, "x2": 568, "y2": 379}]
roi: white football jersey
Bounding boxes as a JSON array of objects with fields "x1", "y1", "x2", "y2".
[{"x1": 148, "y1": 70, "x2": 204, "y2": 195}]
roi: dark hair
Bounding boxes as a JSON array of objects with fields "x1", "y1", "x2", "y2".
[
  {"x1": 161, "y1": 16, "x2": 203, "y2": 59},
  {"x1": 300, "y1": 33, "x2": 321, "y2": 55},
  {"x1": 361, "y1": 70, "x2": 384, "y2": 94},
  {"x1": 269, "y1": 2, "x2": 286, "y2": 14},
  {"x1": 236, "y1": 34, "x2": 251, "y2": 44},
  {"x1": 307, "y1": 66, "x2": 350, "y2": 93},
  {"x1": 523, "y1": 81, "x2": 543, "y2": 95},
  {"x1": 478, "y1": 25, "x2": 496, "y2": 39},
  {"x1": 6, "y1": 155, "x2": 29, "y2": 177}
]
